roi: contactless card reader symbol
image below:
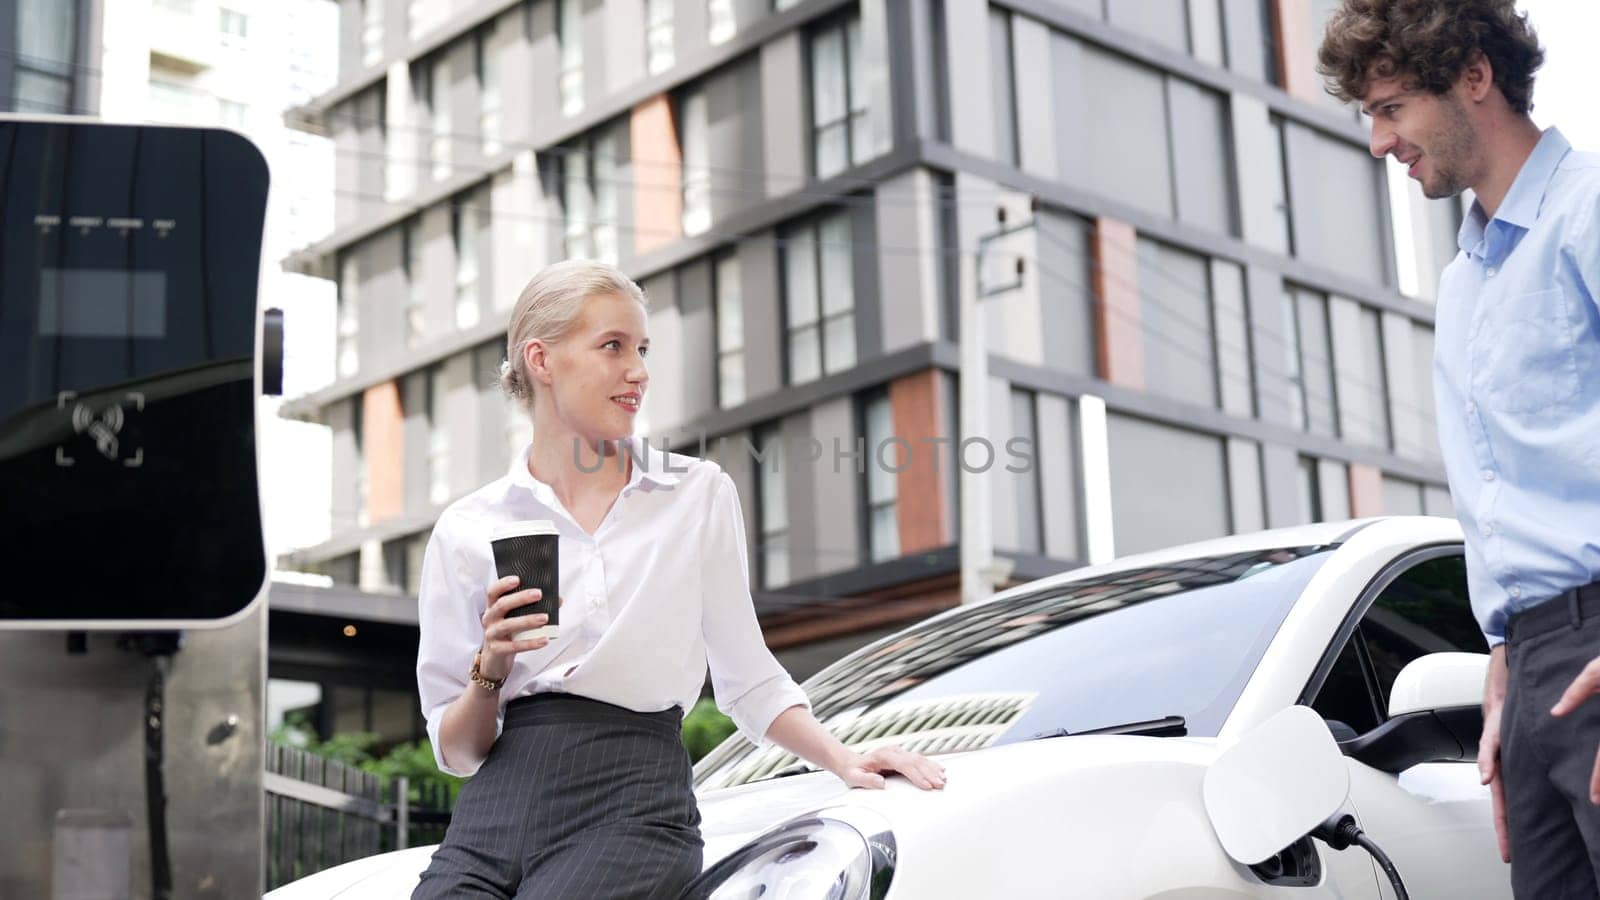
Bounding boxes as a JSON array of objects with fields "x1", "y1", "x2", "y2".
[{"x1": 55, "y1": 391, "x2": 144, "y2": 468}]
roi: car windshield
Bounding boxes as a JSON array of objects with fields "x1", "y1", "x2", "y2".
[{"x1": 694, "y1": 545, "x2": 1336, "y2": 790}]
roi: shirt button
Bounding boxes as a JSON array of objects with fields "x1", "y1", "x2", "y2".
[
  {"x1": 1486, "y1": 267, "x2": 1497, "y2": 278},
  {"x1": 1465, "y1": 402, "x2": 1476, "y2": 415},
  {"x1": 1481, "y1": 524, "x2": 1493, "y2": 538},
  {"x1": 1481, "y1": 470, "x2": 1495, "y2": 482},
  {"x1": 1509, "y1": 585, "x2": 1521, "y2": 599}
]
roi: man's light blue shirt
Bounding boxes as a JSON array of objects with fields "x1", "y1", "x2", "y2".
[{"x1": 1434, "y1": 127, "x2": 1600, "y2": 646}]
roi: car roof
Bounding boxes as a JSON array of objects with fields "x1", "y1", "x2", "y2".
[{"x1": 988, "y1": 516, "x2": 1457, "y2": 605}]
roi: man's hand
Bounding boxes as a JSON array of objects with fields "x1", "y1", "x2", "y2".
[
  {"x1": 837, "y1": 745, "x2": 947, "y2": 791},
  {"x1": 1480, "y1": 644, "x2": 1511, "y2": 863},
  {"x1": 1551, "y1": 655, "x2": 1600, "y2": 805}
]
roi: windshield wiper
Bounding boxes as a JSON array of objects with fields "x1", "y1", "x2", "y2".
[{"x1": 1028, "y1": 715, "x2": 1187, "y2": 741}]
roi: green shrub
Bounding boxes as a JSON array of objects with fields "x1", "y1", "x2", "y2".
[{"x1": 681, "y1": 697, "x2": 737, "y2": 762}]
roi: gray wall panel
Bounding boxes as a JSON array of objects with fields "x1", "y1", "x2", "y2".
[
  {"x1": 986, "y1": 375, "x2": 1020, "y2": 552},
  {"x1": 527, "y1": 0, "x2": 561, "y2": 123},
  {"x1": 1036, "y1": 392, "x2": 1080, "y2": 560},
  {"x1": 1035, "y1": 210, "x2": 1096, "y2": 377},
  {"x1": 476, "y1": 344, "x2": 509, "y2": 482},
  {"x1": 642, "y1": 272, "x2": 689, "y2": 431},
  {"x1": 808, "y1": 397, "x2": 863, "y2": 576},
  {"x1": 1011, "y1": 16, "x2": 1057, "y2": 179},
  {"x1": 676, "y1": 258, "x2": 717, "y2": 420},
  {"x1": 1211, "y1": 258, "x2": 1253, "y2": 417},
  {"x1": 1259, "y1": 441, "x2": 1303, "y2": 528},
  {"x1": 875, "y1": 169, "x2": 943, "y2": 352},
  {"x1": 942, "y1": 0, "x2": 993, "y2": 158},
  {"x1": 1220, "y1": 0, "x2": 1274, "y2": 83},
  {"x1": 1107, "y1": 413, "x2": 1230, "y2": 556},
  {"x1": 739, "y1": 234, "x2": 783, "y2": 400},
  {"x1": 330, "y1": 400, "x2": 359, "y2": 533},
  {"x1": 1245, "y1": 264, "x2": 1294, "y2": 427},
  {"x1": 782, "y1": 411, "x2": 819, "y2": 581},
  {"x1": 581, "y1": 0, "x2": 607, "y2": 110},
  {"x1": 760, "y1": 33, "x2": 807, "y2": 197},
  {"x1": 1167, "y1": 78, "x2": 1235, "y2": 235},
  {"x1": 675, "y1": 0, "x2": 709, "y2": 64},
  {"x1": 1381, "y1": 311, "x2": 1424, "y2": 460},
  {"x1": 604, "y1": 0, "x2": 644, "y2": 95},
  {"x1": 444, "y1": 352, "x2": 478, "y2": 498},
  {"x1": 706, "y1": 58, "x2": 764, "y2": 224},
  {"x1": 1225, "y1": 437, "x2": 1265, "y2": 533},
  {"x1": 448, "y1": 39, "x2": 478, "y2": 170},
  {"x1": 402, "y1": 371, "x2": 429, "y2": 514},
  {"x1": 851, "y1": 197, "x2": 882, "y2": 364}
]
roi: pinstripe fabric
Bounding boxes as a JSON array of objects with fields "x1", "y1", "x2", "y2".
[{"x1": 412, "y1": 694, "x2": 704, "y2": 899}]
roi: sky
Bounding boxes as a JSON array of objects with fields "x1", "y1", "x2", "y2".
[{"x1": 1521, "y1": 0, "x2": 1600, "y2": 149}]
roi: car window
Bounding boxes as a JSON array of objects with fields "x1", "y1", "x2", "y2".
[
  {"x1": 1311, "y1": 552, "x2": 1482, "y2": 736},
  {"x1": 1361, "y1": 554, "x2": 1486, "y2": 710},
  {"x1": 696, "y1": 546, "x2": 1337, "y2": 790}
]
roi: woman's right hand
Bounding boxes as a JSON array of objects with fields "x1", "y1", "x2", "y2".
[{"x1": 477, "y1": 575, "x2": 562, "y2": 682}]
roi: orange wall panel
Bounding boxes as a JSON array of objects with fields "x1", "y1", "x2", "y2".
[
  {"x1": 1274, "y1": 0, "x2": 1323, "y2": 104},
  {"x1": 889, "y1": 369, "x2": 951, "y2": 553},
  {"x1": 1348, "y1": 463, "x2": 1384, "y2": 518},
  {"x1": 363, "y1": 381, "x2": 404, "y2": 523},
  {"x1": 630, "y1": 95, "x2": 683, "y2": 257},
  {"x1": 1092, "y1": 217, "x2": 1145, "y2": 390}
]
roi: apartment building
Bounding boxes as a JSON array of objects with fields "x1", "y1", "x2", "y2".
[{"x1": 274, "y1": 0, "x2": 1462, "y2": 748}]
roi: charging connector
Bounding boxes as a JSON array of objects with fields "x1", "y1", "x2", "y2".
[{"x1": 1312, "y1": 813, "x2": 1409, "y2": 899}]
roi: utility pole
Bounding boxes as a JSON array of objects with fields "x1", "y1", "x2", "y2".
[{"x1": 961, "y1": 204, "x2": 1032, "y2": 605}]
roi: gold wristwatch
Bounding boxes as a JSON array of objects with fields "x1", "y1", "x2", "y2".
[{"x1": 469, "y1": 650, "x2": 506, "y2": 692}]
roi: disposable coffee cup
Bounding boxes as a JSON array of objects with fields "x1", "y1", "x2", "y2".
[{"x1": 491, "y1": 520, "x2": 560, "y2": 642}]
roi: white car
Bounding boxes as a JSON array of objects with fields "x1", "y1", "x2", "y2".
[{"x1": 268, "y1": 516, "x2": 1511, "y2": 899}]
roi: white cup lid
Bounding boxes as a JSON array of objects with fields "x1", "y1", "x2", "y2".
[{"x1": 491, "y1": 519, "x2": 559, "y2": 541}]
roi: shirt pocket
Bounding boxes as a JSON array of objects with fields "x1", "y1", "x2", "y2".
[{"x1": 1472, "y1": 286, "x2": 1581, "y2": 418}]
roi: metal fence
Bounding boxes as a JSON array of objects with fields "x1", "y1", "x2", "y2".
[{"x1": 264, "y1": 742, "x2": 453, "y2": 891}]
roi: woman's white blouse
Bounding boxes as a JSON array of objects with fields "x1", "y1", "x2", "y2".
[{"x1": 417, "y1": 439, "x2": 811, "y2": 776}]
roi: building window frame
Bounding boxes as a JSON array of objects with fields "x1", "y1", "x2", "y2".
[
  {"x1": 453, "y1": 196, "x2": 481, "y2": 330},
  {"x1": 477, "y1": 27, "x2": 502, "y2": 156},
  {"x1": 807, "y1": 11, "x2": 867, "y2": 180},
  {"x1": 860, "y1": 388, "x2": 899, "y2": 563},
  {"x1": 403, "y1": 218, "x2": 426, "y2": 348},
  {"x1": 561, "y1": 130, "x2": 620, "y2": 264},
  {"x1": 558, "y1": 0, "x2": 584, "y2": 117},
  {"x1": 426, "y1": 365, "x2": 451, "y2": 506},
  {"x1": 707, "y1": 0, "x2": 736, "y2": 44},
  {"x1": 646, "y1": 0, "x2": 675, "y2": 74},
  {"x1": 714, "y1": 252, "x2": 746, "y2": 408},
  {"x1": 679, "y1": 86, "x2": 711, "y2": 236},
  {"x1": 755, "y1": 423, "x2": 789, "y2": 589},
  {"x1": 781, "y1": 209, "x2": 856, "y2": 385},
  {"x1": 337, "y1": 253, "x2": 360, "y2": 379},
  {"x1": 361, "y1": 0, "x2": 384, "y2": 68}
]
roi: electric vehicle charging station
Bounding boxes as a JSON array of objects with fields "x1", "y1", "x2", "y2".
[{"x1": 0, "y1": 116, "x2": 280, "y2": 899}]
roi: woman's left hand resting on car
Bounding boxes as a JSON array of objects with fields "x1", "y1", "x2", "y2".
[{"x1": 765, "y1": 705, "x2": 948, "y2": 791}]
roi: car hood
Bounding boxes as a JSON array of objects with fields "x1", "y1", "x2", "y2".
[
  {"x1": 265, "y1": 735, "x2": 1229, "y2": 899},
  {"x1": 695, "y1": 734, "x2": 1224, "y2": 865}
]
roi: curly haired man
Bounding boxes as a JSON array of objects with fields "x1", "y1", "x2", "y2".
[{"x1": 1320, "y1": 2, "x2": 1600, "y2": 895}]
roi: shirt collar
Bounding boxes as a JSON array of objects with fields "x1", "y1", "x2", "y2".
[
  {"x1": 506, "y1": 436, "x2": 683, "y2": 504},
  {"x1": 1458, "y1": 126, "x2": 1571, "y2": 254}
]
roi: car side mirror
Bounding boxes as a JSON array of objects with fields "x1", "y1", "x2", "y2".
[
  {"x1": 1338, "y1": 652, "x2": 1488, "y2": 774},
  {"x1": 1388, "y1": 652, "x2": 1488, "y2": 718},
  {"x1": 1203, "y1": 705, "x2": 1350, "y2": 865}
]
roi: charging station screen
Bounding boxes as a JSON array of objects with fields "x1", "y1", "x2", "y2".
[{"x1": 0, "y1": 120, "x2": 270, "y2": 624}]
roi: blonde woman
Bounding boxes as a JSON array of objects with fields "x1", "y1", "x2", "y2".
[{"x1": 411, "y1": 260, "x2": 946, "y2": 899}]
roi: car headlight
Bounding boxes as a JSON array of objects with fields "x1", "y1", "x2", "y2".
[{"x1": 681, "y1": 807, "x2": 896, "y2": 900}]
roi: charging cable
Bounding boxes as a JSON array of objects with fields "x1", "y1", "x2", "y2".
[{"x1": 1313, "y1": 813, "x2": 1408, "y2": 900}]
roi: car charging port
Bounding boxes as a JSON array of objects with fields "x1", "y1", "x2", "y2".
[{"x1": 1313, "y1": 813, "x2": 1409, "y2": 900}]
